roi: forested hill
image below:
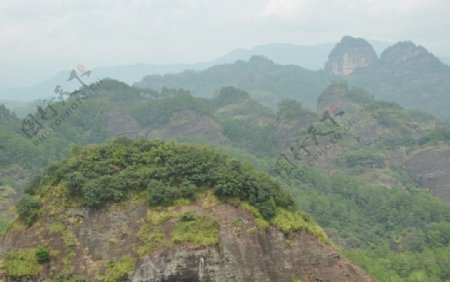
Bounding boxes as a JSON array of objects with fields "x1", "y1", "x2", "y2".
[
  {"x1": 135, "y1": 36, "x2": 450, "y2": 120},
  {"x1": 0, "y1": 79, "x2": 449, "y2": 281},
  {"x1": 0, "y1": 139, "x2": 379, "y2": 282},
  {"x1": 135, "y1": 55, "x2": 331, "y2": 109}
]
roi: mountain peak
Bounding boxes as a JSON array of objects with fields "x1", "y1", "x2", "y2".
[
  {"x1": 325, "y1": 36, "x2": 378, "y2": 76},
  {"x1": 247, "y1": 55, "x2": 276, "y2": 66},
  {"x1": 0, "y1": 139, "x2": 374, "y2": 282},
  {"x1": 380, "y1": 41, "x2": 442, "y2": 66}
]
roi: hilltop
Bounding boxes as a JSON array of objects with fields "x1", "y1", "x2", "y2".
[
  {"x1": 135, "y1": 56, "x2": 330, "y2": 109},
  {"x1": 0, "y1": 139, "x2": 373, "y2": 281}
]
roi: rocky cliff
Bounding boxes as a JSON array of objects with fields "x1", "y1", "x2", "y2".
[
  {"x1": 403, "y1": 145, "x2": 450, "y2": 202},
  {"x1": 0, "y1": 194, "x2": 374, "y2": 282},
  {"x1": 324, "y1": 36, "x2": 378, "y2": 76},
  {"x1": 0, "y1": 140, "x2": 374, "y2": 282}
]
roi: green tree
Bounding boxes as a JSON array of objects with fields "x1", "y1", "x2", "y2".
[
  {"x1": 16, "y1": 195, "x2": 40, "y2": 226},
  {"x1": 35, "y1": 247, "x2": 49, "y2": 263}
]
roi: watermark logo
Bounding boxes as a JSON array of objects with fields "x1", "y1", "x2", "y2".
[
  {"x1": 273, "y1": 104, "x2": 369, "y2": 182},
  {"x1": 76, "y1": 64, "x2": 91, "y2": 77},
  {"x1": 21, "y1": 65, "x2": 103, "y2": 146}
]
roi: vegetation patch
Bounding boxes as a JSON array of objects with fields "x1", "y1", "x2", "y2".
[
  {"x1": 16, "y1": 194, "x2": 40, "y2": 226},
  {"x1": 271, "y1": 208, "x2": 328, "y2": 242},
  {"x1": 48, "y1": 222, "x2": 65, "y2": 234},
  {"x1": 0, "y1": 213, "x2": 9, "y2": 236},
  {"x1": 104, "y1": 255, "x2": 137, "y2": 282},
  {"x1": 46, "y1": 273, "x2": 86, "y2": 282},
  {"x1": 137, "y1": 206, "x2": 219, "y2": 255},
  {"x1": 337, "y1": 148, "x2": 385, "y2": 168},
  {"x1": 241, "y1": 202, "x2": 270, "y2": 230},
  {"x1": 62, "y1": 229, "x2": 77, "y2": 273},
  {"x1": 26, "y1": 139, "x2": 295, "y2": 223},
  {"x1": 137, "y1": 208, "x2": 175, "y2": 255},
  {"x1": 171, "y1": 212, "x2": 219, "y2": 247},
  {"x1": 3, "y1": 248, "x2": 42, "y2": 278},
  {"x1": 35, "y1": 247, "x2": 50, "y2": 263},
  {"x1": 285, "y1": 166, "x2": 450, "y2": 280}
]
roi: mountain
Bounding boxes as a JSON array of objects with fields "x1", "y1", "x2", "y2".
[
  {"x1": 134, "y1": 36, "x2": 450, "y2": 119},
  {"x1": 0, "y1": 64, "x2": 208, "y2": 102},
  {"x1": 0, "y1": 139, "x2": 374, "y2": 281},
  {"x1": 0, "y1": 40, "x2": 391, "y2": 104},
  {"x1": 311, "y1": 83, "x2": 449, "y2": 198},
  {"x1": 1, "y1": 80, "x2": 449, "y2": 281},
  {"x1": 136, "y1": 56, "x2": 330, "y2": 109},
  {"x1": 322, "y1": 36, "x2": 450, "y2": 119},
  {"x1": 324, "y1": 36, "x2": 378, "y2": 76},
  {"x1": 212, "y1": 43, "x2": 335, "y2": 70},
  {"x1": 213, "y1": 40, "x2": 392, "y2": 70}
]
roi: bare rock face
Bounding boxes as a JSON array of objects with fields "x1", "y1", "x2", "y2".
[
  {"x1": 325, "y1": 36, "x2": 378, "y2": 76},
  {"x1": 130, "y1": 203, "x2": 373, "y2": 282},
  {"x1": 146, "y1": 109, "x2": 228, "y2": 144},
  {"x1": 403, "y1": 145, "x2": 450, "y2": 202},
  {"x1": 105, "y1": 107, "x2": 142, "y2": 138},
  {"x1": 131, "y1": 230, "x2": 372, "y2": 282},
  {"x1": 1, "y1": 197, "x2": 374, "y2": 282}
]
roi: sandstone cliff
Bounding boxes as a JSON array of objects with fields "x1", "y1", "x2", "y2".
[
  {"x1": 324, "y1": 36, "x2": 378, "y2": 76},
  {"x1": 0, "y1": 193, "x2": 373, "y2": 282},
  {"x1": 403, "y1": 145, "x2": 450, "y2": 202}
]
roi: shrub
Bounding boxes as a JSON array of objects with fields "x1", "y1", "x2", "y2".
[
  {"x1": 35, "y1": 139, "x2": 296, "y2": 220},
  {"x1": 213, "y1": 86, "x2": 250, "y2": 107},
  {"x1": 148, "y1": 180, "x2": 178, "y2": 206},
  {"x1": 35, "y1": 247, "x2": 50, "y2": 263},
  {"x1": 16, "y1": 195, "x2": 40, "y2": 226}
]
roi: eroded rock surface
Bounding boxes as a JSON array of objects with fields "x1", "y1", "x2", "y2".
[
  {"x1": 105, "y1": 107, "x2": 142, "y2": 138},
  {"x1": 325, "y1": 36, "x2": 378, "y2": 76},
  {"x1": 403, "y1": 145, "x2": 450, "y2": 202},
  {"x1": 1, "y1": 199, "x2": 374, "y2": 282}
]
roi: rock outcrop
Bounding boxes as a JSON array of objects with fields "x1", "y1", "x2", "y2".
[
  {"x1": 105, "y1": 107, "x2": 142, "y2": 138},
  {"x1": 347, "y1": 39, "x2": 450, "y2": 119},
  {"x1": 145, "y1": 109, "x2": 228, "y2": 144},
  {"x1": 324, "y1": 36, "x2": 378, "y2": 76},
  {"x1": 403, "y1": 145, "x2": 450, "y2": 202},
  {"x1": 1, "y1": 196, "x2": 374, "y2": 282}
]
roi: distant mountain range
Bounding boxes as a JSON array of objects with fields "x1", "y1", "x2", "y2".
[
  {"x1": 329, "y1": 37, "x2": 450, "y2": 119},
  {"x1": 2, "y1": 37, "x2": 449, "y2": 119},
  {"x1": 135, "y1": 55, "x2": 330, "y2": 110},
  {"x1": 137, "y1": 36, "x2": 450, "y2": 119},
  {"x1": 0, "y1": 39, "x2": 391, "y2": 103},
  {"x1": 218, "y1": 40, "x2": 392, "y2": 70}
]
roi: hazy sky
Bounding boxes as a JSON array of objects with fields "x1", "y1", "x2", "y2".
[{"x1": 1, "y1": 0, "x2": 449, "y2": 87}]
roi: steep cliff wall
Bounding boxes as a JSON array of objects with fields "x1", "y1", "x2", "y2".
[
  {"x1": 324, "y1": 36, "x2": 378, "y2": 76},
  {"x1": 1, "y1": 194, "x2": 374, "y2": 282}
]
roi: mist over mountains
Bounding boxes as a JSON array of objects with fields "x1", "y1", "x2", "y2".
[
  {"x1": 0, "y1": 38, "x2": 420, "y2": 101},
  {"x1": 1, "y1": 35, "x2": 450, "y2": 281},
  {"x1": 3, "y1": 36, "x2": 448, "y2": 121}
]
